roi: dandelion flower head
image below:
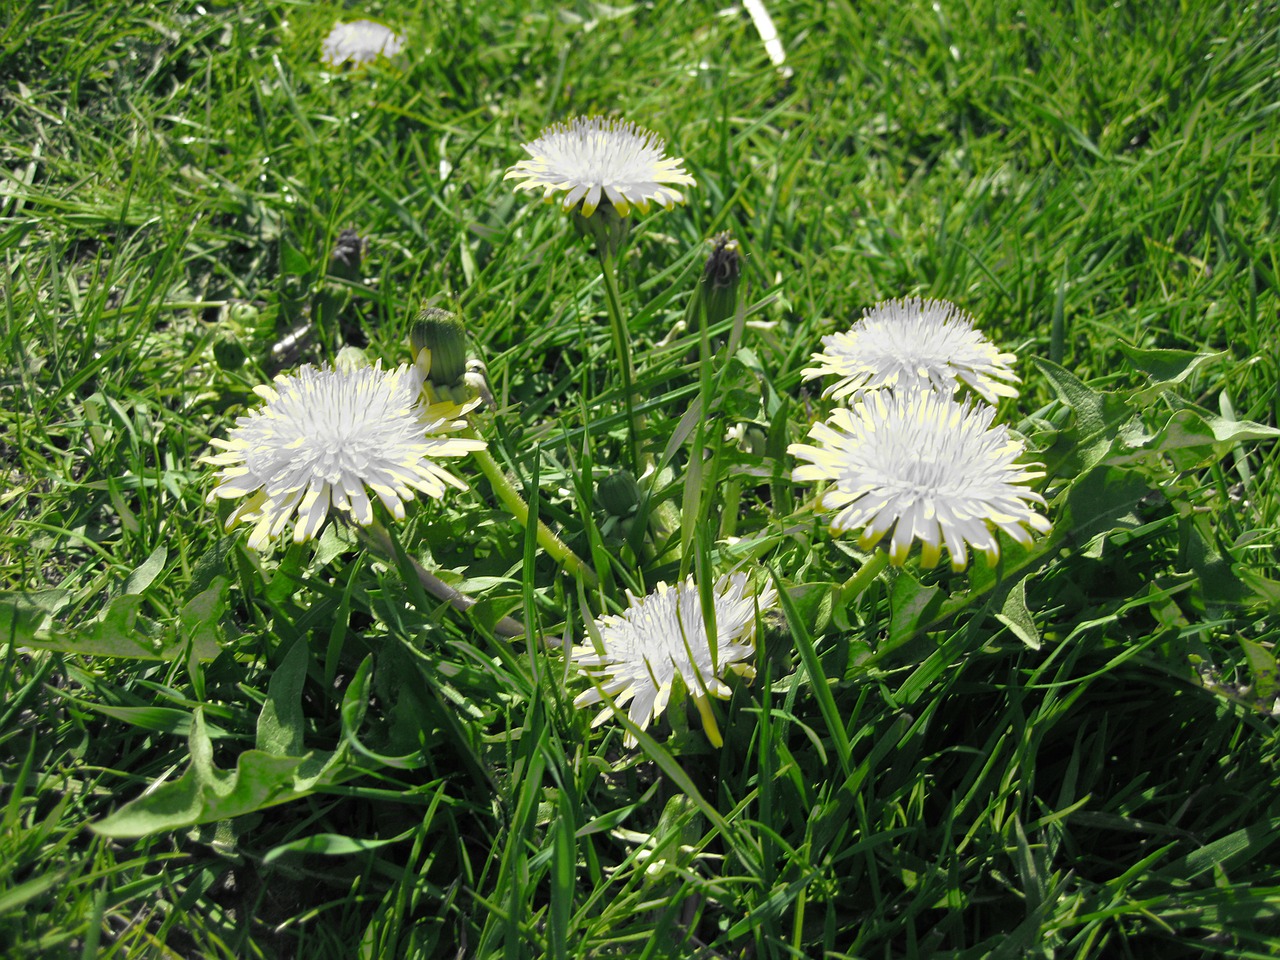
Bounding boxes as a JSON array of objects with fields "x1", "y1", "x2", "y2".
[
  {"x1": 321, "y1": 20, "x2": 405, "y2": 68},
  {"x1": 789, "y1": 390, "x2": 1051, "y2": 570},
  {"x1": 504, "y1": 116, "x2": 696, "y2": 217},
  {"x1": 803, "y1": 298, "x2": 1020, "y2": 404},
  {"x1": 570, "y1": 573, "x2": 777, "y2": 747},
  {"x1": 202, "y1": 361, "x2": 484, "y2": 549}
]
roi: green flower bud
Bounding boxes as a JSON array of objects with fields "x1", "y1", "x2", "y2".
[
  {"x1": 334, "y1": 345, "x2": 371, "y2": 374},
  {"x1": 596, "y1": 469, "x2": 643, "y2": 518},
  {"x1": 213, "y1": 335, "x2": 247, "y2": 371},
  {"x1": 409, "y1": 307, "x2": 468, "y2": 388},
  {"x1": 700, "y1": 232, "x2": 741, "y2": 329},
  {"x1": 228, "y1": 302, "x2": 260, "y2": 326}
]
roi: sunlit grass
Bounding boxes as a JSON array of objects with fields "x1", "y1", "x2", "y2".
[{"x1": 3, "y1": 1, "x2": 1279, "y2": 957}]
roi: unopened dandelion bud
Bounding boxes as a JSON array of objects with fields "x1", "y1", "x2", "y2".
[
  {"x1": 334, "y1": 345, "x2": 371, "y2": 374},
  {"x1": 596, "y1": 468, "x2": 643, "y2": 518},
  {"x1": 700, "y1": 232, "x2": 741, "y2": 328},
  {"x1": 410, "y1": 307, "x2": 468, "y2": 388},
  {"x1": 228, "y1": 302, "x2": 260, "y2": 326},
  {"x1": 213, "y1": 335, "x2": 247, "y2": 371}
]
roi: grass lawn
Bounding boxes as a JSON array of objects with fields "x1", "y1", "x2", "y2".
[{"x1": 3, "y1": 0, "x2": 1280, "y2": 956}]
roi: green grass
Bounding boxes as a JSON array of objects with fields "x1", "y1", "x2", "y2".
[{"x1": 3, "y1": 0, "x2": 1280, "y2": 956}]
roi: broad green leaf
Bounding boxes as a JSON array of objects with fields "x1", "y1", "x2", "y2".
[
  {"x1": 341, "y1": 654, "x2": 428, "y2": 770},
  {"x1": 996, "y1": 578, "x2": 1041, "y2": 650},
  {"x1": 1062, "y1": 466, "x2": 1151, "y2": 546},
  {"x1": 256, "y1": 638, "x2": 310, "y2": 755},
  {"x1": 1155, "y1": 407, "x2": 1280, "y2": 472},
  {"x1": 1033, "y1": 356, "x2": 1108, "y2": 437},
  {"x1": 178, "y1": 578, "x2": 228, "y2": 658},
  {"x1": 1239, "y1": 638, "x2": 1279, "y2": 701},
  {"x1": 22, "y1": 595, "x2": 157, "y2": 659},
  {"x1": 19, "y1": 593, "x2": 222, "y2": 661},
  {"x1": 1032, "y1": 356, "x2": 1132, "y2": 472},
  {"x1": 1183, "y1": 515, "x2": 1252, "y2": 606},
  {"x1": 1119, "y1": 343, "x2": 1225, "y2": 390},
  {"x1": 189, "y1": 536, "x2": 235, "y2": 596},
  {"x1": 1237, "y1": 568, "x2": 1280, "y2": 610},
  {"x1": 886, "y1": 570, "x2": 943, "y2": 653},
  {"x1": 92, "y1": 709, "x2": 349, "y2": 839},
  {"x1": 785, "y1": 582, "x2": 834, "y2": 637},
  {"x1": 122, "y1": 544, "x2": 167, "y2": 595},
  {"x1": 0, "y1": 589, "x2": 69, "y2": 644}
]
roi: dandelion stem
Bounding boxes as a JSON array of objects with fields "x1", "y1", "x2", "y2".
[
  {"x1": 465, "y1": 429, "x2": 600, "y2": 588},
  {"x1": 838, "y1": 549, "x2": 891, "y2": 606},
  {"x1": 358, "y1": 522, "x2": 527, "y2": 638},
  {"x1": 597, "y1": 249, "x2": 642, "y2": 472}
]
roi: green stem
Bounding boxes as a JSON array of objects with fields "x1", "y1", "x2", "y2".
[
  {"x1": 838, "y1": 549, "x2": 891, "y2": 606},
  {"x1": 358, "y1": 522, "x2": 527, "y2": 638},
  {"x1": 719, "y1": 479, "x2": 742, "y2": 540},
  {"x1": 466, "y1": 429, "x2": 599, "y2": 588},
  {"x1": 859, "y1": 527, "x2": 1067, "y2": 669},
  {"x1": 597, "y1": 249, "x2": 641, "y2": 472}
]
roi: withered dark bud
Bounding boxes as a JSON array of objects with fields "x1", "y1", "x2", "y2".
[
  {"x1": 700, "y1": 232, "x2": 741, "y2": 328},
  {"x1": 328, "y1": 228, "x2": 365, "y2": 281}
]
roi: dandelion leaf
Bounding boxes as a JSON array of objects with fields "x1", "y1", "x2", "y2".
[{"x1": 91, "y1": 708, "x2": 347, "y2": 839}]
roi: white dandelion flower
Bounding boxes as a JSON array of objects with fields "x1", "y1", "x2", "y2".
[
  {"x1": 802, "y1": 298, "x2": 1020, "y2": 404},
  {"x1": 201, "y1": 362, "x2": 485, "y2": 549},
  {"x1": 504, "y1": 116, "x2": 696, "y2": 218},
  {"x1": 789, "y1": 390, "x2": 1051, "y2": 570},
  {"x1": 320, "y1": 20, "x2": 405, "y2": 68},
  {"x1": 570, "y1": 573, "x2": 777, "y2": 747}
]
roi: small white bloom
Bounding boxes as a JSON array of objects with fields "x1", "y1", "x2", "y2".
[
  {"x1": 570, "y1": 573, "x2": 777, "y2": 747},
  {"x1": 803, "y1": 298, "x2": 1020, "y2": 404},
  {"x1": 504, "y1": 116, "x2": 696, "y2": 217},
  {"x1": 789, "y1": 390, "x2": 1051, "y2": 570},
  {"x1": 320, "y1": 20, "x2": 405, "y2": 68},
  {"x1": 202, "y1": 362, "x2": 485, "y2": 549}
]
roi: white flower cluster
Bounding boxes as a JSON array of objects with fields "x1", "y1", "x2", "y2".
[{"x1": 791, "y1": 298, "x2": 1050, "y2": 571}]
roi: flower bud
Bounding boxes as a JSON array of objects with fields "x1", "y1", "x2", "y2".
[
  {"x1": 328, "y1": 228, "x2": 364, "y2": 282},
  {"x1": 700, "y1": 232, "x2": 741, "y2": 329},
  {"x1": 410, "y1": 306, "x2": 468, "y2": 388},
  {"x1": 596, "y1": 469, "x2": 643, "y2": 518},
  {"x1": 334, "y1": 345, "x2": 371, "y2": 374},
  {"x1": 228, "y1": 302, "x2": 261, "y2": 326},
  {"x1": 213, "y1": 335, "x2": 247, "y2": 371}
]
